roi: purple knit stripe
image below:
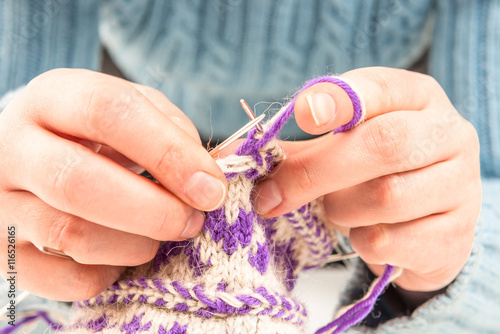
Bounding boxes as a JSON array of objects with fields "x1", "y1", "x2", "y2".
[
  {"x1": 254, "y1": 287, "x2": 278, "y2": 306},
  {"x1": 236, "y1": 76, "x2": 362, "y2": 156},
  {"x1": 107, "y1": 294, "x2": 118, "y2": 304},
  {"x1": 272, "y1": 310, "x2": 285, "y2": 318},
  {"x1": 95, "y1": 294, "x2": 103, "y2": 305},
  {"x1": 171, "y1": 281, "x2": 193, "y2": 299},
  {"x1": 123, "y1": 294, "x2": 135, "y2": 304},
  {"x1": 192, "y1": 285, "x2": 217, "y2": 308},
  {"x1": 248, "y1": 241, "x2": 270, "y2": 274},
  {"x1": 237, "y1": 295, "x2": 261, "y2": 306},
  {"x1": 86, "y1": 314, "x2": 109, "y2": 331},
  {"x1": 153, "y1": 240, "x2": 189, "y2": 272},
  {"x1": 120, "y1": 314, "x2": 152, "y2": 334},
  {"x1": 223, "y1": 208, "x2": 254, "y2": 255},
  {"x1": 153, "y1": 278, "x2": 170, "y2": 293},
  {"x1": 159, "y1": 323, "x2": 188, "y2": 334},
  {"x1": 174, "y1": 303, "x2": 189, "y2": 312},
  {"x1": 155, "y1": 299, "x2": 167, "y2": 306},
  {"x1": 314, "y1": 265, "x2": 395, "y2": 334},
  {"x1": 137, "y1": 277, "x2": 149, "y2": 289},
  {"x1": 184, "y1": 242, "x2": 210, "y2": 277}
]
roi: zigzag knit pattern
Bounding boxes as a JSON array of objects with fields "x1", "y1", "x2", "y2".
[{"x1": 67, "y1": 76, "x2": 387, "y2": 334}]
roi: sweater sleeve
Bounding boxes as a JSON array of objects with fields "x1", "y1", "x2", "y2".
[
  {"x1": 429, "y1": 0, "x2": 500, "y2": 178},
  {"x1": 0, "y1": 0, "x2": 101, "y2": 98}
]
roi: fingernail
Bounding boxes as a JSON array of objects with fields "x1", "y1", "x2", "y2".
[
  {"x1": 254, "y1": 179, "x2": 282, "y2": 214},
  {"x1": 181, "y1": 210, "x2": 205, "y2": 239},
  {"x1": 184, "y1": 171, "x2": 226, "y2": 211},
  {"x1": 306, "y1": 93, "x2": 336, "y2": 127}
]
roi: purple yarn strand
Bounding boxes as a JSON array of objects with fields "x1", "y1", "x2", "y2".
[
  {"x1": 314, "y1": 265, "x2": 395, "y2": 334},
  {"x1": 237, "y1": 76, "x2": 363, "y2": 156}
]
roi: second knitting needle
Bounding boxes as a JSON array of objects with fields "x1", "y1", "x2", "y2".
[{"x1": 209, "y1": 113, "x2": 265, "y2": 157}]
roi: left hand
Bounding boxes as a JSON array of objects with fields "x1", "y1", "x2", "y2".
[{"x1": 253, "y1": 67, "x2": 481, "y2": 292}]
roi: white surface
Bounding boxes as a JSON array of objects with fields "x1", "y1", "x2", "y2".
[{"x1": 294, "y1": 266, "x2": 354, "y2": 334}]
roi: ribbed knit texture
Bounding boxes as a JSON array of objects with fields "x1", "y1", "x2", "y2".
[{"x1": 0, "y1": 0, "x2": 100, "y2": 93}]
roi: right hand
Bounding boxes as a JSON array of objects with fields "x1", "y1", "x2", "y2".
[{"x1": 0, "y1": 69, "x2": 227, "y2": 301}]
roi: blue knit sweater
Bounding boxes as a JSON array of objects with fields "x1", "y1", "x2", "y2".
[{"x1": 1, "y1": 1, "x2": 499, "y2": 333}]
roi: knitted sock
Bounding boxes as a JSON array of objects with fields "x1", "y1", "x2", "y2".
[{"x1": 66, "y1": 76, "x2": 393, "y2": 334}]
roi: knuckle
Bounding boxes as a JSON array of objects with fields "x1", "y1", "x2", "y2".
[
  {"x1": 84, "y1": 84, "x2": 141, "y2": 140},
  {"x1": 138, "y1": 85, "x2": 165, "y2": 100},
  {"x1": 371, "y1": 174, "x2": 405, "y2": 209},
  {"x1": 83, "y1": 86, "x2": 114, "y2": 138},
  {"x1": 364, "y1": 118, "x2": 408, "y2": 165},
  {"x1": 351, "y1": 225, "x2": 391, "y2": 263},
  {"x1": 422, "y1": 73, "x2": 440, "y2": 88},
  {"x1": 293, "y1": 156, "x2": 317, "y2": 193},
  {"x1": 50, "y1": 152, "x2": 85, "y2": 209},
  {"x1": 153, "y1": 141, "x2": 182, "y2": 177},
  {"x1": 463, "y1": 121, "x2": 480, "y2": 151},
  {"x1": 27, "y1": 69, "x2": 61, "y2": 88},
  {"x1": 46, "y1": 213, "x2": 80, "y2": 252},
  {"x1": 366, "y1": 69, "x2": 395, "y2": 111}
]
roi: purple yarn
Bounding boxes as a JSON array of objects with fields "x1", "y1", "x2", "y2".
[
  {"x1": 314, "y1": 265, "x2": 395, "y2": 334},
  {"x1": 0, "y1": 311, "x2": 61, "y2": 334},
  {"x1": 86, "y1": 314, "x2": 109, "y2": 331},
  {"x1": 236, "y1": 76, "x2": 364, "y2": 156},
  {"x1": 248, "y1": 241, "x2": 270, "y2": 274},
  {"x1": 120, "y1": 313, "x2": 152, "y2": 334},
  {"x1": 159, "y1": 323, "x2": 188, "y2": 334}
]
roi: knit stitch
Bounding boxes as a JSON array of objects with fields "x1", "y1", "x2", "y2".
[{"x1": 67, "y1": 77, "x2": 389, "y2": 334}]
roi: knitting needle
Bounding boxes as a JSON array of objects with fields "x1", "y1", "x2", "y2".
[
  {"x1": 240, "y1": 99, "x2": 264, "y2": 132},
  {"x1": 325, "y1": 251, "x2": 359, "y2": 263},
  {"x1": 209, "y1": 113, "x2": 265, "y2": 157}
]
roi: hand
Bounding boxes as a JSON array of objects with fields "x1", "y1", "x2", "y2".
[
  {"x1": 253, "y1": 67, "x2": 481, "y2": 292},
  {"x1": 0, "y1": 69, "x2": 227, "y2": 301}
]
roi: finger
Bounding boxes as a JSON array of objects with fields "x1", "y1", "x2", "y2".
[
  {"x1": 323, "y1": 160, "x2": 464, "y2": 227},
  {"x1": 23, "y1": 69, "x2": 227, "y2": 211},
  {"x1": 1, "y1": 190, "x2": 160, "y2": 266},
  {"x1": 254, "y1": 109, "x2": 464, "y2": 216},
  {"x1": 0, "y1": 242, "x2": 124, "y2": 301},
  {"x1": 349, "y1": 211, "x2": 474, "y2": 291},
  {"x1": 130, "y1": 83, "x2": 201, "y2": 143},
  {"x1": 97, "y1": 145, "x2": 146, "y2": 174},
  {"x1": 294, "y1": 67, "x2": 449, "y2": 134},
  {"x1": 5, "y1": 127, "x2": 205, "y2": 241}
]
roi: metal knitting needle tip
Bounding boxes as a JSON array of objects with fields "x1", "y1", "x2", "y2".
[
  {"x1": 240, "y1": 99, "x2": 264, "y2": 132},
  {"x1": 209, "y1": 114, "x2": 266, "y2": 157},
  {"x1": 325, "y1": 251, "x2": 359, "y2": 263}
]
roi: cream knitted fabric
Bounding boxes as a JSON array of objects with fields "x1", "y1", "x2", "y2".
[{"x1": 67, "y1": 129, "x2": 337, "y2": 334}]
